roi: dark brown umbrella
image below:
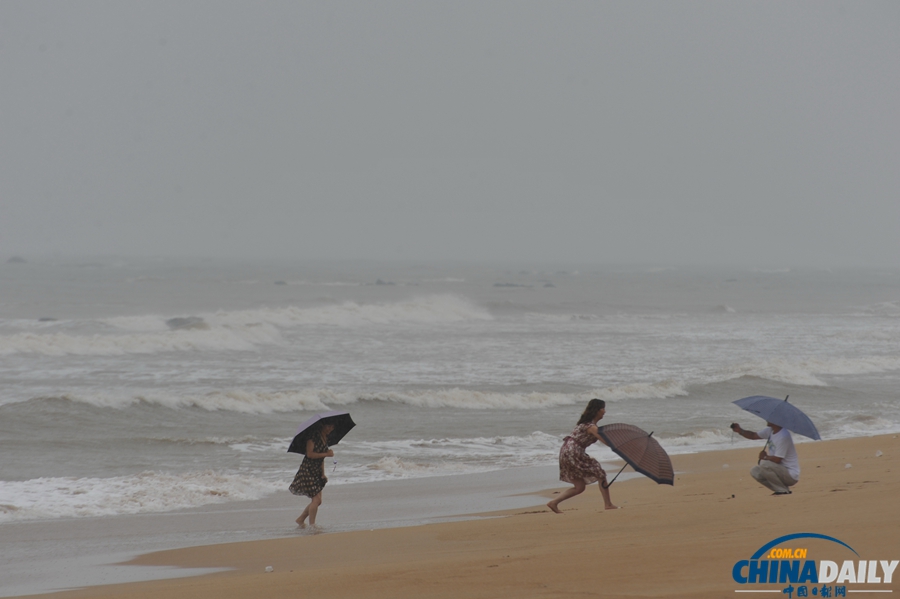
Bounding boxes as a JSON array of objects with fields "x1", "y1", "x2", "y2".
[{"x1": 597, "y1": 423, "x2": 674, "y2": 487}]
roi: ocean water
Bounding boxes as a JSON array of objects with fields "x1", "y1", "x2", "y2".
[{"x1": 2, "y1": 258, "x2": 900, "y2": 527}]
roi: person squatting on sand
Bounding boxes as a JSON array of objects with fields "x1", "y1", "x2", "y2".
[
  {"x1": 548, "y1": 399, "x2": 618, "y2": 513},
  {"x1": 289, "y1": 422, "x2": 335, "y2": 528},
  {"x1": 730, "y1": 421, "x2": 799, "y2": 495}
]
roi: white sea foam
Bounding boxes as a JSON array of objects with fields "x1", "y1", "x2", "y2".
[
  {"x1": 718, "y1": 356, "x2": 900, "y2": 386},
  {"x1": 353, "y1": 382, "x2": 688, "y2": 410},
  {"x1": 48, "y1": 389, "x2": 348, "y2": 413},
  {"x1": 242, "y1": 432, "x2": 565, "y2": 484},
  {"x1": 592, "y1": 380, "x2": 690, "y2": 401},
  {"x1": 104, "y1": 314, "x2": 173, "y2": 332},
  {"x1": 0, "y1": 471, "x2": 282, "y2": 522},
  {"x1": 0, "y1": 325, "x2": 282, "y2": 356},
  {"x1": 830, "y1": 415, "x2": 899, "y2": 438},
  {"x1": 0, "y1": 296, "x2": 490, "y2": 356},
  {"x1": 355, "y1": 386, "x2": 670, "y2": 410},
  {"x1": 351, "y1": 432, "x2": 561, "y2": 463},
  {"x1": 200, "y1": 294, "x2": 492, "y2": 328},
  {"x1": 357, "y1": 389, "x2": 581, "y2": 409},
  {"x1": 34, "y1": 381, "x2": 690, "y2": 414},
  {"x1": 363, "y1": 456, "x2": 486, "y2": 478},
  {"x1": 656, "y1": 429, "x2": 740, "y2": 451},
  {"x1": 323, "y1": 432, "x2": 569, "y2": 483},
  {"x1": 103, "y1": 295, "x2": 489, "y2": 330}
]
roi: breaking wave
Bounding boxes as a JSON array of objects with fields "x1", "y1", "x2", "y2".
[
  {"x1": 0, "y1": 471, "x2": 282, "y2": 523},
  {"x1": 110, "y1": 294, "x2": 491, "y2": 330},
  {"x1": 0, "y1": 295, "x2": 491, "y2": 356},
  {"x1": 0, "y1": 325, "x2": 281, "y2": 356},
  {"x1": 35, "y1": 390, "x2": 345, "y2": 413},
  {"x1": 715, "y1": 356, "x2": 900, "y2": 387},
  {"x1": 36, "y1": 381, "x2": 690, "y2": 414}
]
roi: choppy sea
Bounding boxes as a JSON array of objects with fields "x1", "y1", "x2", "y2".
[{"x1": 2, "y1": 258, "x2": 899, "y2": 525}]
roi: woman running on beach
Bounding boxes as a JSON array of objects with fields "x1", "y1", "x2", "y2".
[
  {"x1": 547, "y1": 398, "x2": 618, "y2": 513},
  {"x1": 289, "y1": 422, "x2": 335, "y2": 528}
]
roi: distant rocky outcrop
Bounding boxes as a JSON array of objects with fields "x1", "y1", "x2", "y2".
[{"x1": 165, "y1": 316, "x2": 209, "y2": 330}]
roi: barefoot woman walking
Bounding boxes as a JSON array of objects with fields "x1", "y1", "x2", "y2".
[
  {"x1": 548, "y1": 399, "x2": 618, "y2": 513},
  {"x1": 289, "y1": 422, "x2": 334, "y2": 528}
]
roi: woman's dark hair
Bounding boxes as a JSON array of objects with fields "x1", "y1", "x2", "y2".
[
  {"x1": 306, "y1": 422, "x2": 328, "y2": 443},
  {"x1": 577, "y1": 399, "x2": 606, "y2": 425}
]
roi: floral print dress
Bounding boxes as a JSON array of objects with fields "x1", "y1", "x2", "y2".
[
  {"x1": 558, "y1": 423, "x2": 607, "y2": 485},
  {"x1": 289, "y1": 435, "x2": 328, "y2": 498}
]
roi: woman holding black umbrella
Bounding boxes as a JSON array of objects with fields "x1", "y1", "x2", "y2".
[
  {"x1": 289, "y1": 422, "x2": 335, "y2": 528},
  {"x1": 548, "y1": 399, "x2": 618, "y2": 513}
]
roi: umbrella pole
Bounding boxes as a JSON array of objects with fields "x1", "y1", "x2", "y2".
[{"x1": 602, "y1": 463, "x2": 628, "y2": 488}]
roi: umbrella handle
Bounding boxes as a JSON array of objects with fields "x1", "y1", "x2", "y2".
[
  {"x1": 758, "y1": 438, "x2": 770, "y2": 464},
  {"x1": 602, "y1": 463, "x2": 628, "y2": 489}
]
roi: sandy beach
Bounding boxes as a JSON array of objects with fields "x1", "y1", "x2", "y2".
[{"x1": 12, "y1": 433, "x2": 898, "y2": 599}]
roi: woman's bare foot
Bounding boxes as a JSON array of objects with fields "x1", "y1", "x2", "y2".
[
  {"x1": 547, "y1": 501, "x2": 562, "y2": 514},
  {"x1": 295, "y1": 517, "x2": 307, "y2": 528},
  {"x1": 604, "y1": 504, "x2": 619, "y2": 510}
]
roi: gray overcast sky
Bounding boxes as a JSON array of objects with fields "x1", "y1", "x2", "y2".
[{"x1": 1, "y1": 1, "x2": 898, "y2": 266}]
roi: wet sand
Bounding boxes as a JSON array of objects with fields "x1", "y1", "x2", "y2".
[{"x1": 10, "y1": 434, "x2": 899, "y2": 599}]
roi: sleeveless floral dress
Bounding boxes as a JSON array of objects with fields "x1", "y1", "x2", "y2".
[
  {"x1": 289, "y1": 435, "x2": 328, "y2": 498},
  {"x1": 558, "y1": 423, "x2": 607, "y2": 485}
]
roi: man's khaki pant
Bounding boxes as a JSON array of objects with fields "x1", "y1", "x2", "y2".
[{"x1": 750, "y1": 460, "x2": 797, "y2": 494}]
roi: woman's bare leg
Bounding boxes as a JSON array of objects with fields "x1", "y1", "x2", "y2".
[
  {"x1": 296, "y1": 504, "x2": 310, "y2": 527},
  {"x1": 598, "y1": 479, "x2": 618, "y2": 509},
  {"x1": 547, "y1": 480, "x2": 586, "y2": 513},
  {"x1": 307, "y1": 492, "x2": 323, "y2": 526}
]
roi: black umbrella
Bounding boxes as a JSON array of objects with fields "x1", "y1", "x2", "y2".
[
  {"x1": 597, "y1": 423, "x2": 675, "y2": 487},
  {"x1": 287, "y1": 410, "x2": 356, "y2": 454}
]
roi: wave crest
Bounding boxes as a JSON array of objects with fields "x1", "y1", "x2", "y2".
[
  {"x1": 0, "y1": 325, "x2": 281, "y2": 356},
  {"x1": 46, "y1": 389, "x2": 350, "y2": 413},
  {"x1": 718, "y1": 356, "x2": 900, "y2": 386},
  {"x1": 354, "y1": 382, "x2": 688, "y2": 410},
  {"x1": 0, "y1": 471, "x2": 281, "y2": 522},
  {"x1": 0, "y1": 295, "x2": 490, "y2": 356},
  {"x1": 26, "y1": 382, "x2": 690, "y2": 414}
]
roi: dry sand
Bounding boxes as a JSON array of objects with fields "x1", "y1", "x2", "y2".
[{"x1": 13, "y1": 434, "x2": 899, "y2": 599}]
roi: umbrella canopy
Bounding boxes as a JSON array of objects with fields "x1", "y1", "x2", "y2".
[
  {"x1": 597, "y1": 423, "x2": 674, "y2": 486},
  {"x1": 287, "y1": 410, "x2": 356, "y2": 455},
  {"x1": 732, "y1": 396, "x2": 821, "y2": 440}
]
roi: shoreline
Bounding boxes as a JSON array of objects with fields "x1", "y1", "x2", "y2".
[
  {"x1": 1, "y1": 463, "x2": 587, "y2": 597},
  {"x1": 8, "y1": 433, "x2": 899, "y2": 599}
]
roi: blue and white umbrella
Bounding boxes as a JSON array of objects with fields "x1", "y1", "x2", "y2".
[{"x1": 732, "y1": 395, "x2": 821, "y2": 440}]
